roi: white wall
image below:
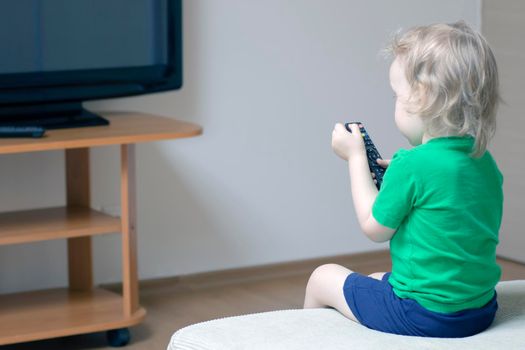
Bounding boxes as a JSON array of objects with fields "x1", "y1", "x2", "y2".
[
  {"x1": 0, "y1": 0, "x2": 480, "y2": 294},
  {"x1": 482, "y1": 1, "x2": 525, "y2": 263}
]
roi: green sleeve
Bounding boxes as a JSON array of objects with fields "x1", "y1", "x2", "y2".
[{"x1": 372, "y1": 150, "x2": 417, "y2": 229}]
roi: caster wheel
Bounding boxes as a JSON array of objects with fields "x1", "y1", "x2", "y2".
[{"x1": 106, "y1": 328, "x2": 131, "y2": 347}]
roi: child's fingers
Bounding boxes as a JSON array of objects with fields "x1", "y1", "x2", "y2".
[
  {"x1": 334, "y1": 123, "x2": 345, "y2": 132},
  {"x1": 371, "y1": 173, "x2": 376, "y2": 178},
  {"x1": 349, "y1": 123, "x2": 361, "y2": 136},
  {"x1": 376, "y1": 158, "x2": 391, "y2": 168}
]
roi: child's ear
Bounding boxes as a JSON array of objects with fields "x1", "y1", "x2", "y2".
[
  {"x1": 416, "y1": 83, "x2": 428, "y2": 104},
  {"x1": 410, "y1": 82, "x2": 425, "y2": 101},
  {"x1": 407, "y1": 82, "x2": 427, "y2": 111}
]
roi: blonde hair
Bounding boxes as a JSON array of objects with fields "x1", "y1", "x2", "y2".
[{"x1": 382, "y1": 20, "x2": 501, "y2": 157}]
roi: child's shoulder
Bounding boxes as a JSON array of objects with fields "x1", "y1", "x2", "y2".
[
  {"x1": 391, "y1": 147, "x2": 418, "y2": 164},
  {"x1": 391, "y1": 141, "x2": 447, "y2": 164},
  {"x1": 389, "y1": 146, "x2": 435, "y2": 174},
  {"x1": 385, "y1": 148, "x2": 420, "y2": 178}
]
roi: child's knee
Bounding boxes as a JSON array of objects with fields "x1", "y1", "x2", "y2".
[
  {"x1": 308, "y1": 264, "x2": 343, "y2": 283},
  {"x1": 307, "y1": 264, "x2": 354, "y2": 292},
  {"x1": 304, "y1": 265, "x2": 339, "y2": 307}
]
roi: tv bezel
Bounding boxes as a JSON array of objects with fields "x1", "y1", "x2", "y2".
[{"x1": 0, "y1": 0, "x2": 182, "y2": 107}]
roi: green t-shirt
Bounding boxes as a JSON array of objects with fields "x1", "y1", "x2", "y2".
[{"x1": 372, "y1": 136, "x2": 503, "y2": 313}]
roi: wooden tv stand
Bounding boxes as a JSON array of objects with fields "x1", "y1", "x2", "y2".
[{"x1": 0, "y1": 112, "x2": 202, "y2": 346}]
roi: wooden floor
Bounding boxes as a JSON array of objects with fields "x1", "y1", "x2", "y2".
[{"x1": 1, "y1": 250, "x2": 525, "y2": 349}]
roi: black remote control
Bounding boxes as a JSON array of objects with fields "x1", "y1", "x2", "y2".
[
  {"x1": 0, "y1": 126, "x2": 46, "y2": 138},
  {"x1": 345, "y1": 122, "x2": 385, "y2": 189}
]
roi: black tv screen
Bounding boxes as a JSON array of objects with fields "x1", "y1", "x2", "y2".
[{"x1": 0, "y1": 0, "x2": 182, "y2": 129}]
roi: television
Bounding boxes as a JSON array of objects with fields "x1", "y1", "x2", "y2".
[{"x1": 0, "y1": 0, "x2": 182, "y2": 129}]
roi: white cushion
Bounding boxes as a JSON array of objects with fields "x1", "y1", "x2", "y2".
[{"x1": 168, "y1": 280, "x2": 525, "y2": 350}]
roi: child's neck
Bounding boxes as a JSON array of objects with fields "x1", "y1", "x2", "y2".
[
  {"x1": 422, "y1": 131, "x2": 464, "y2": 144},
  {"x1": 422, "y1": 133, "x2": 435, "y2": 144}
]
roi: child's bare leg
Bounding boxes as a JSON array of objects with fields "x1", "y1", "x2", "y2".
[
  {"x1": 303, "y1": 264, "x2": 358, "y2": 322},
  {"x1": 368, "y1": 272, "x2": 387, "y2": 280}
]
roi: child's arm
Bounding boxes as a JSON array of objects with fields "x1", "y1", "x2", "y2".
[
  {"x1": 332, "y1": 123, "x2": 396, "y2": 242},
  {"x1": 347, "y1": 155, "x2": 395, "y2": 242}
]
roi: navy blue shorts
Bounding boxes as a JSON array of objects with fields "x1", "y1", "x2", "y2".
[{"x1": 343, "y1": 272, "x2": 498, "y2": 338}]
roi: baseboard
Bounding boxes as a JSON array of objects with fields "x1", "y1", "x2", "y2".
[
  {"x1": 102, "y1": 250, "x2": 525, "y2": 293},
  {"x1": 102, "y1": 249, "x2": 391, "y2": 293}
]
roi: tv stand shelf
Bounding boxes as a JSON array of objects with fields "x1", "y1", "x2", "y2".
[
  {"x1": 0, "y1": 112, "x2": 202, "y2": 346},
  {"x1": 0, "y1": 206, "x2": 121, "y2": 246}
]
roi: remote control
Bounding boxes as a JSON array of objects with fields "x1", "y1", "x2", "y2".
[
  {"x1": 0, "y1": 126, "x2": 46, "y2": 138},
  {"x1": 345, "y1": 122, "x2": 385, "y2": 189}
]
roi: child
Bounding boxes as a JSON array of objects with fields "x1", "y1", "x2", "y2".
[{"x1": 303, "y1": 21, "x2": 503, "y2": 338}]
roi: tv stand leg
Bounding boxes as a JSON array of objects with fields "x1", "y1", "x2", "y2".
[
  {"x1": 121, "y1": 144, "x2": 139, "y2": 316},
  {"x1": 65, "y1": 148, "x2": 93, "y2": 291}
]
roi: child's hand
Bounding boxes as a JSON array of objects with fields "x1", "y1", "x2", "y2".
[
  {"x1": 371, "y1": 159, "x2": 391, "y2": 184},
  {"x1": 331, "y1": 123, "x2": 366, "y2": 161}
]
